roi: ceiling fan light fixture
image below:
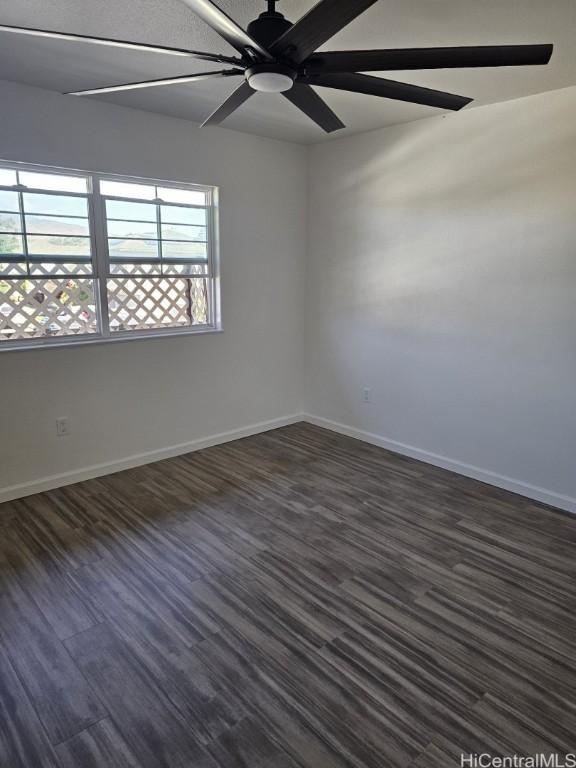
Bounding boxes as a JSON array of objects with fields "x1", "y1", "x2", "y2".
[{"x1": 246, "y1": 64, "x2": 295, "y2": 93}]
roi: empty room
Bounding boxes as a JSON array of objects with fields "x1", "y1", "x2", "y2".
[{"x1": 0, "y1": 1, "x2": 575, "y2": 766}]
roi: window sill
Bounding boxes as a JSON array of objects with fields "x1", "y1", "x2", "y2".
[{"x1": 0, "y1": 325, "x2": 223, "y2": 353}]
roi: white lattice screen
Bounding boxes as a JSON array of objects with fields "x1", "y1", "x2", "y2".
[
  {"x1": 107, "y1": 277, "x2": 208, "y2": 332},
  {"x1": 0, "y1": 276, "x2": 209, "y2": 340},
  {"x1": 0, "y1": 278, "x2": 97, "y2": 340}
]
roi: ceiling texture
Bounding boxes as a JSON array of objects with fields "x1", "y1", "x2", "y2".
[{"x1": 0, "y1": 0, "x2": 574, "y2": 143}]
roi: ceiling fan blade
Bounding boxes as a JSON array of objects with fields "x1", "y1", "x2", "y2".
[
  {"x1": 302, "y1": 72, "x2": 472, "y2": 111},
  {"x1": 0, "y1": 23, "x2": 240, "y2": 64},
  {"x1": 67, "y1": 70, "x2": 242, "y2": 97},
  {"x1": 201, "y1": 81, "x2": 254, "y2": 126},
  {"x1": 283, "y1": 83, "x2": 345, "y2": 133},
  {"x1": 269, "y1": 0, "x2": 378, "y2": 64},
  {"x1": 177, "y1": 0, "x2": 271, "y2": 60},
  {"x1": 305, "y1": 44, "x2": 554, "y2": 73}
]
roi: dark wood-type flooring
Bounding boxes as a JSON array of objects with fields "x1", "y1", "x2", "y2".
[{"x1": 1, "y1": 422, "x2": 575, "y2": 767}]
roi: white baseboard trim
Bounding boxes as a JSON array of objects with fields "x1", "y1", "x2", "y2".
[
  {"x1": 0, "y1": 414, "x2": 303, "y2": 504},
  {"x1": 4, "y1": 411, "x2": 574, "y2": 516},
  {"x1": 303, "y1": 413, "x2": 576, "y2": 515}
]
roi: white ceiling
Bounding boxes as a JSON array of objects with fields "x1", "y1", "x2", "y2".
[{"x1": 0, "y1": 0, "x2": 574, "y2": 144}]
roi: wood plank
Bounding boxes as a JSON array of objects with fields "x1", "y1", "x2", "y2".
[
  {"x1": 0, "y1": 644, "x2": 61, "y2": 768},
  {"x1": 207, "y1": 717, "x2": 300, "y2": 768},
  {"x1": 70, "y1": 553, "x2": 219, "y2": 648},
  {"x1": 55, "y1": 718, "x2": 142, "y2": 768},
  {"x1": 0, "y1": 561, "x2": 107, "y2": 744},
  {"x1": 195, "y1": 632, "x2": 353, "y2": 768},
  {"x1": 65, "y1": 623, "x2": 219, "y2": 768},
  {"x1": 8, "y1": 495, "x2": 99, "y2": 570},
  {"x1": 0, "y1": 526, "x2": 102, "y2": 640},
  {"x1": 105, "y1": 601, "x2": 244, "y2": 744}
]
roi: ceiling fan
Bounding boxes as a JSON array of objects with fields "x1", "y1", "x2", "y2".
[{"x1": 0, "y1": 0, "x2": 554, "y2": 133}]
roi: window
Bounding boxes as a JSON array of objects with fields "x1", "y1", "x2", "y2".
[{"x1": 0, "y1": 161, "x2": 219, "y2": 349}]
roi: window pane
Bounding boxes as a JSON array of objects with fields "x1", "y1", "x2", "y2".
[
  {"x1": 161, "y1": 223, "x2": 205, "y2": 242},
  {"x1": 19, "y1": 171, "x2": 88, "y2": 194},
  {"x1": 108, "y1": 238, "x2": 159, "y2": 260},
  {"x1": 27, "y1": 235, "x2": 91, "y2": 257},
  {"x1": 23, "y1": 193, "x2": 88, "y2": 217},
  {"x1": 188, "y1": 278, "x2": 208, "y2": 324},
  {"x1": 100, "y1": 180, "x2": 155, "y2": 200},
  {"x1": 161, "y1": 205, "x2": 206, "y2": 226},
  {"x1": 106, "y1": 199, "x2": 156, "y2": 222},
  {"x1": 0, "y1": 212, "x2": 22, "y2": 232},
  {"x1": 157, "y1": 186, "x2": 206, "y2": 206},
  {"x1": 0, "y1": 169, "x2": 17, "y2": 186},
  {"x1": 29, "y1": 262, "x2": 93, "y2": 277},
  {"x1": 107, "y1": 276, "x2": 208, "y2": 331},
  {"x1": 0, "y1": 190, "x2": 19, "y2": 212},
  {"x1": 0, "y1": 233, "x2": 24, "y2": 255},
  {"x1": 163, "y1": 263, "x2": 208, "y2": 276},
  {"x1": 0, "y1": 261, "x2": 27, "y2": 277},
  {"x1": 25, "y1": 215, "x2": 90, "y2": 237},
  {"x1": 106, "y1": 220, "x2": 157, "y2": 239},
  {"x1": 109, "y1": 262, "x2": 162, "y2": 276},
  {"x1": 0, "y1": 277, "x2": 97, "y2": 340},
  {"x1": 162, "y1": 241, "x2": 208, "y2": 260}
]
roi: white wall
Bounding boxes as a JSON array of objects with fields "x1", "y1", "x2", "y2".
[
  {"x1": 306, "y1": 86, "x2": 576, "y2": 512},
  {"x1": 0, "y1": 80, "x2": 307, "y2": 497},
  {"x1": 2, "y1": 78, "x2": 575, "y2": 513}
]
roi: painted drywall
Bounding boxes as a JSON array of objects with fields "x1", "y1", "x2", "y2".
[
  {"x1": 305, "y1": 86, "x2": 576, "y2": 510},
  {"x1": 0, "y1": 79, "x2": 307, "y2": 495},
  {"x1": 2, "y1": 78, "x2": 575, "y2": 511}
]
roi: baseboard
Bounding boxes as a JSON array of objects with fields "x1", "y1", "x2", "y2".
[
  {"x1": 303, "y1": 413, "x2": 576, "y2": 515},
  {"x1": 0, "y1": 414, "x2": 303, "y2": 504},
  {"x1": 4, "y1": 411, "x2": 575, "y2": 516}
]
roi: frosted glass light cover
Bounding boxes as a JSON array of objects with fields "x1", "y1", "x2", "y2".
[{"x1": 248, "y1": 72, "x2": 294, "y2": 93}]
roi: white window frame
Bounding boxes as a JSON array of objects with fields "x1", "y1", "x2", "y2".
[{"x1": 0, "y1": 159, "x2": 221, "y2": 352}]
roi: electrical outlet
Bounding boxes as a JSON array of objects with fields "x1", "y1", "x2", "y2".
[
  {"x1": 362, "y1": 387, "x2": 372, "y2": 403},
  {"x1": 56, "y1": 417, "x2": 70, "y2": 437}
]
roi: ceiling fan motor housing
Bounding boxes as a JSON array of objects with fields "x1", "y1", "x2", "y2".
[
  {"x1": 245, "y1": 5, "x2": 296, "y2": 92},
  {"x1": 246, "y1": 7, "x2": 293, "y2": 50}
]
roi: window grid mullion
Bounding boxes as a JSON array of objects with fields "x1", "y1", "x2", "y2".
[
  {"x1": 155, "y1": 189, "x2": 164, "y2": 276},
  {"x1": 90, "y1": 176, "x2": 111, "y2": 338},
  {"x1": 15, "y1": 175, "x2": 30, "y2": 277},
  {"x1": 207, "y1": 187, "x2": 217, "y2": 327}
]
